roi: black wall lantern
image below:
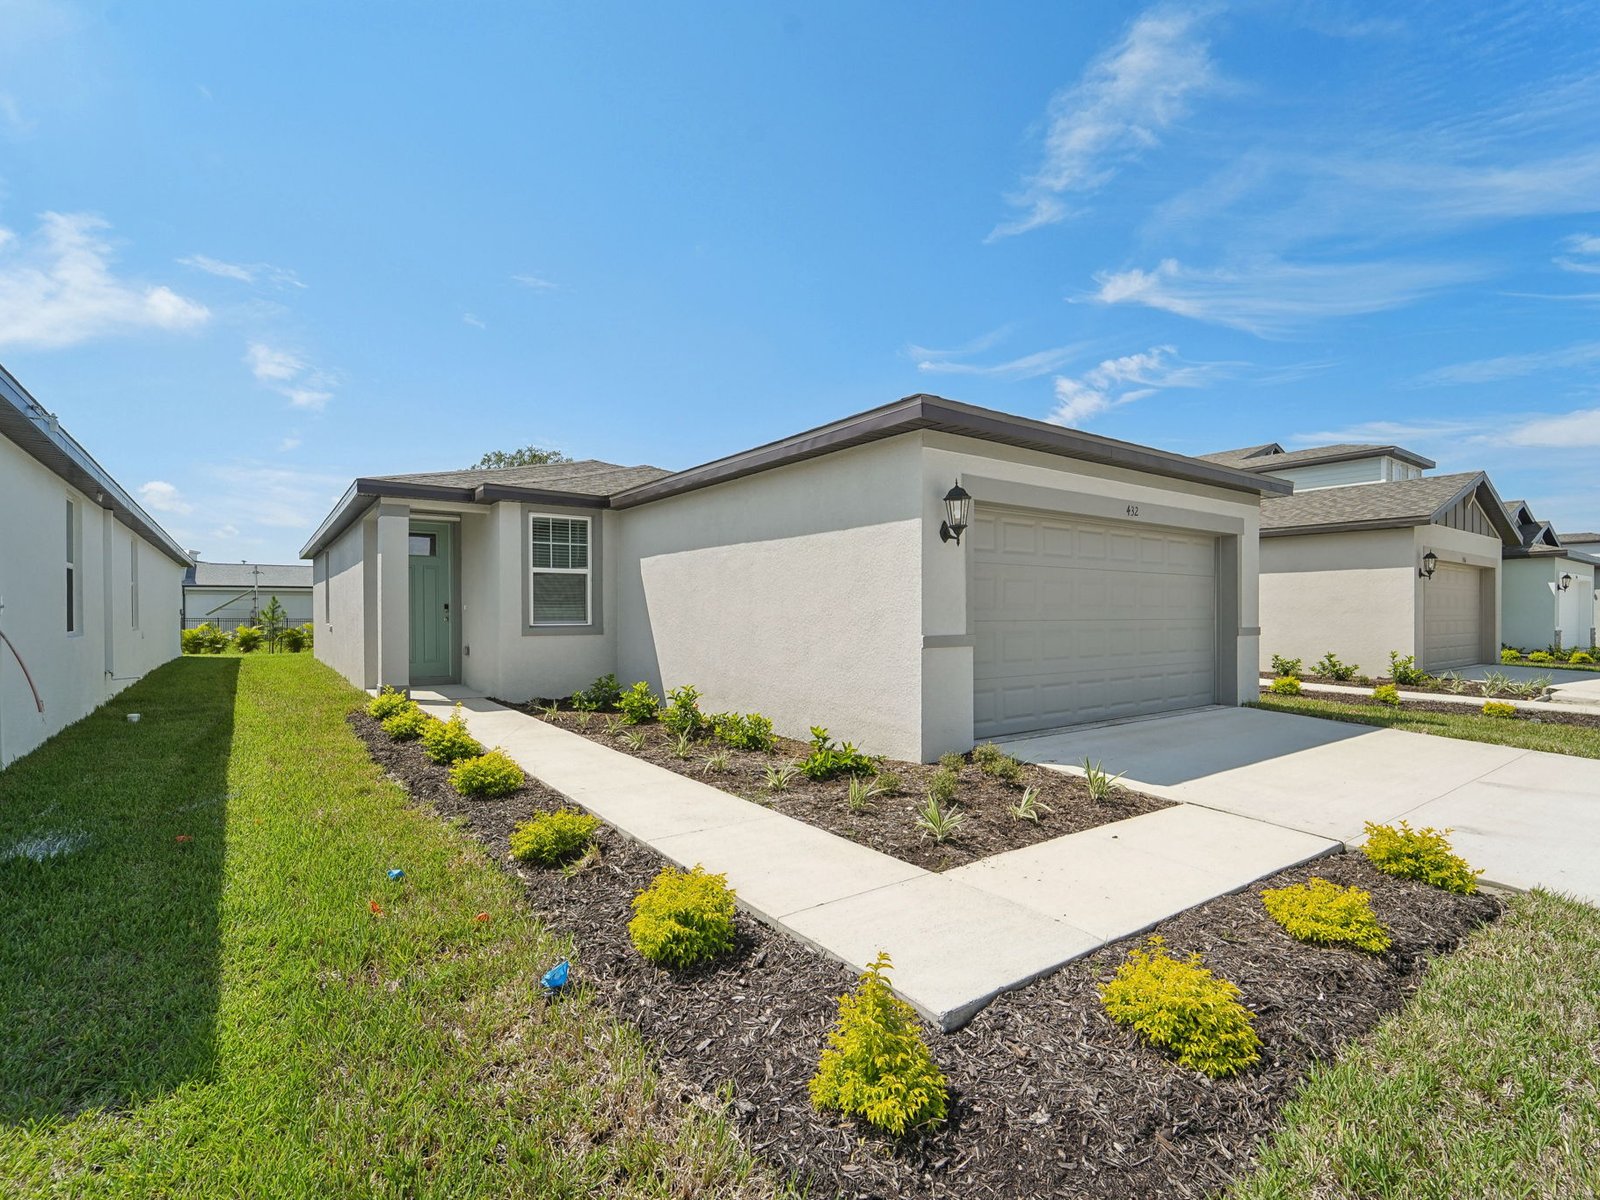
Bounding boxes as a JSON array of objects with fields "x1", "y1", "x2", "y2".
[
  {"x1": 1419, "y1": 550, "x2": 1438, "y2": 579},
  {"x1": 940, "y1": 483, "x2": 972, "y2": 545},
  {"x1": 1558, "y1": 573, "x2": 1574, "y2": 592}
]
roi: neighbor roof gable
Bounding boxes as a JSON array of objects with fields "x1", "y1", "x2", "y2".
[{"x1": 1261, "y1": 472, "x2": 1518, "y2": 543}]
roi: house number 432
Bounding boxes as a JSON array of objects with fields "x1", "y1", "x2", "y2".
[{"x1": 1125, "y1": 504, "x2": 1141, "y2": 517}]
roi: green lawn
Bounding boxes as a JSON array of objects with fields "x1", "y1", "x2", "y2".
[
  {"x1": 1253, "y1": 695, "x2": 1600, "y2": 759},
  {"x1": 0, "y1": 655, "x2": 770, "y2": 1199},
  {"x1": 1231, "y1": 889, "x2": 1600, "y2": 1200}
]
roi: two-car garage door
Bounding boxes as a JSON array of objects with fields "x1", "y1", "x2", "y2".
[{"x1": 972, "y1": 507, "x2": 1218, "y2": 739}]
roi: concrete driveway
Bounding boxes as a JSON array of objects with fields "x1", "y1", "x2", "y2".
[{"x1": 1000, "y1": 706, "x2": 1600, "y2": 905}]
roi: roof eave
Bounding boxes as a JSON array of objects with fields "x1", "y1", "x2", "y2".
[{"x1": 1262, "y1": 516, "x2": 1430, "y2": 537}]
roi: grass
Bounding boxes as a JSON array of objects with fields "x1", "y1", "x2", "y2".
[
  {"x1": 1252, "y1": 695, "x2": 1600, "y2": 760},
  {"x1": 1232, "y1": 890, "x2": 1600, "y2": 1199},
  {"x1": 0, "y1": 655, "x2": 771, "y2": 1199}
]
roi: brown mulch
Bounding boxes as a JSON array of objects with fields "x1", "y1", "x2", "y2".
[
  {"x1": 352, "y1": 711, "x2": 1502, "y2": 1200},
  {"x1": 1272, "y1": 670, "x2": 1573, "y2": 699},
  {"x1": 1261, "y1": 686, "x2": 1600, "y2": 729},
  {"x1": 501, "y1": 705, "x2": 1171, "y2": 871}
]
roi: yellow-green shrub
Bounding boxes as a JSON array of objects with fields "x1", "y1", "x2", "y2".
[
  {"x1": 1371, "y1": 683, "x2": 1401, "y2": 707},
  {"x1": 1361, "y1": 820, "x2": 1481, "y2": 895},
  {"x1": 1499, "y1": 647, "x2": 1521, "y2": 664},
  {"x1": 1481, "y1": 700, "x2": 1517, "y2": 718},
  {"x1": 1099, "y1": 936, "x2": 1260, "y2": 1078},
  {"x1": 381, "y1": 703, "x2": 430, "y2": 741},
  {"x1": 1528, "y1": 650, "x2": 1555, "y2": 664},
  {"x1": 509, "y1": 809, "x2": 600, "y2": 866},
  {"x1": 1261, "y1": 877, "x2": 1391, "y2": 953},
  {"x1": 367, "y1": 686, "x2": 410, "y2": 719},
  {"x1": 420, "y1": 704, "x2": 484, "y2": 763},
  {"x1": 628, "y1": 865, "x2": 737, "y2": 968},
  {"x1": 809, "y1": 951, "x2": 947, "y2": 1136},
  {"x1": 449, "y1": 749, "x2": 525, "y2": 798},
  {"x1": 1572, "y1": 651, "x2": 1595, "y2": 665},
  {"x1": 1268, "y1": 676, "x2": 1302, "y2": 696}
]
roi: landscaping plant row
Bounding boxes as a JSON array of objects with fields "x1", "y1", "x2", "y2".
[
  {"x1": 182, "y1": 619, "x2": 315, "y2": 655},
  {"x1": 1267, "y1": 649, "x2": 1559, "y2": 716}
]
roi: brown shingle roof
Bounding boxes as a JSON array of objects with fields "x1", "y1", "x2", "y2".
[
  {"x1": 372, "y1": 458, "x2": 670, "y2": 496},
  {"x1": 1261, "y1": 472, "x2": 1489, "y2": 532},
  {"x1": 1204, "y1": 442, "x2": 1436, "y2": 473},
  {"x1": 1195, "y1": 443, "x2": 1284, "y2": 467}
]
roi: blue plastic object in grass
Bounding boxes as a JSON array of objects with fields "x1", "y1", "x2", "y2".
[
  {"x1": 540, "y1": 960, "x2": 570, "y2": 996},
  {"x1": 387, "y1": 868, "x2": 405, "y2": 881}
]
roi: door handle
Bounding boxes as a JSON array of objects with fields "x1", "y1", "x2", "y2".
[{"x1": 443, "y1": 603, "x2": 450, "y2": 622}]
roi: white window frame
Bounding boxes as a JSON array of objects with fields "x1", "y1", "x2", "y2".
[
  {"x1": 527, "y1": 512, "x2": 592, "y2": 626},
  {"x1": 65, "y1": 497, "x2": 79, "y2": 635},
  {"x1": 130, "y1": 532, "x2": 140, "y2": 630}
]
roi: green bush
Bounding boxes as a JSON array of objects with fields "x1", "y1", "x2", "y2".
[
  {"x1": 926, "y1": 767, "x2": 959, "y2": 805},
  {"x1": 1387, "y1": 651, "x2": 1428, "y2": 686},
  {"x1": 449, "y1": 749, "x2": 526, "y2": 798},
  {"x1": 1500, "y1": 647, "x2": 1521, "y2": 664},
  {"x1": 1362, "y1": 821, "x2": 1481, "y2": 894},
  {"x1": 800, "y1": 727, "x2": 876, "y2": 781},
  {"x1": 1481, "y1": 700, "x2": 1518, "y2": 718},
  {"x1": 713, "y1": 711, "x2": 776, "y2": 752},
  {"x1": 233, "y1": 625, "x2": 264, "y2": 653},
  {"x1": 618, "y1": 681, "x2": 660, "y2": 724},
  {"x1": 571, "y1": 673, "x2": 621, "y2": 712},
  {"x1": 628, "y1": 865, "x2": 737, "y2": 968},
  {"x1": 509, "y1": 809, "x2": 600, "y2": 866},
  {"x1": 809, "y1": 952, "x2": 948, "y2": 1137},
  {"x1": 277, "y1": 624, "x2": 308, "y2": 653},
  {"x1": 1572, "y1": 651, "x2": 1596, "y2": 664},
  {"x1": 381, "y1": 703, "x2": 430, "y2": 741},
  {"x1": 181, "y1": 623, "x2": 230, "y2": 654},
  {"x1": 660, "y1": 685, "x2": 708, "y2": 738},
  {"x1": 1527, "y1": 650, "x2": 1555, "y2": 664},
  {"x1": 1261, "y1": 877, "x2": 1391, "y2": 953},
  {"x1": 971, "y1": 743, "x2": 1023, "y2": 782},
  {"x1": 1270, "y1": 654, "x2": 1303, "y2": 679},
  {"x1": 1314, "y1": 652, "x2": 1358, "y2": 681},
  {"x1": 1372, "y1": 683, "x2": 1401, "y2": 707},
  {"x1": 420, "y1": 704, "x2": 484, "y2": 764},
  {"x1": 937, "y1": 751, "x2": 965, "y2": 773},
  {"x1": 1268, "y1": 676, "x2": 1302, "y2": 696},
  {"x1": 1099, "y1": 936, "x2": 1261, "y2": 1078},
  {"x1": 367, "y1": 686, "x2": 410, "y2": 720}
]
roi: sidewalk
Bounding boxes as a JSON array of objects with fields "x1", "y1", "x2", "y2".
[{"x1": 412, "y1": 689, "x2": 1335, "y2": 1029}]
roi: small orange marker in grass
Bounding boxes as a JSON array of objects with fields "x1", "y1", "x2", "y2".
[
  {"x1": 473, "y1": 911, "x2": 490, "y2": 923},
  {"x1": 369, "y1": 900, "x2": 384, "y2": 917},
  {"x1": 174, "y1": 835, "x2": 192, "y2": 844}
]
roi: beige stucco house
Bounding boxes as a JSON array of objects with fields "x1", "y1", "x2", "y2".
[
  {"x1": 1200, "y1": 442, "x2": 1518, "y2": 675},
  {"x1": 0, "y1": 364, "x2": 187, "y2": 768},
  {"x1": 1499, "y1": 502, "x2": 1598, "y2": 652},
  {"x1": 302, "y1": 395, "x2": 1287, "y2": 760}
]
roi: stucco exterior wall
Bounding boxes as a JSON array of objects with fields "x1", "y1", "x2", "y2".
[
  {"x1": 615, "y1": 437, "x2": 926, "y2": 760},
  {"x1": 0, "y1": 436, "x2": 181, "y2": 768},
  {"x1": 183, "y1": 586, "x2": 312, "y2": 629},
  {"x1": 314, "y1": 515, "x2": 373, "y2": 689},
  {"x1": 1259, "y1": 529, "x2": 1416, "y2": 675},
  {"x1": 1503, "y1": 556, "x2": 1597, "y2": 650}
]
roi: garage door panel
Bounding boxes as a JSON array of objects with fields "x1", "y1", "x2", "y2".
[
  {"x1": 973, "y1": 508, "x2": 1218, "y2": 737},
  {"x1": 1423, "y1": 562, "x2": 1484, "y2": 671}
]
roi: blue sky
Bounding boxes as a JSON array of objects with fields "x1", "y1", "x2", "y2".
[{"x1": 3, "y1": 1, "x2": 1599, "y2": 563}]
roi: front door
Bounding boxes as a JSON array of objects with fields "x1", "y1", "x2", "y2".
[{"x1": 408, "y1": 520, "x2": 456, "y2": 683}]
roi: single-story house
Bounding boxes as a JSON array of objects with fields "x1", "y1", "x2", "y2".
[
  {"x1": 1500, "y1": 501, "x2": 1597, "y2": 651},
  {"x1": 0, "y1": 364, "x2": 187, "y2": 768},
  {"x1": 182, "y1": 561, "x2": 314, "y2": 631},
  {"x1": 301, "y1": 395, "x2": 1288, "y2": 760},
  {"x1": 1199, "y1": 442, "x2": 1517, "y2": 675}
]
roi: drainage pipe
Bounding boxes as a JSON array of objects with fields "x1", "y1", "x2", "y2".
[{"x1": 0, "y1": 629, "x2": 45, "y2": 714}]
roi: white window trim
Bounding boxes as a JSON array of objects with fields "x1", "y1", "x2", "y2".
[
  {"x1": 130, "y1": 532, "x2": 139, "y2": 630},
  {"x1": 527, "y1": 512, "x2": 593, "y2": 627}
]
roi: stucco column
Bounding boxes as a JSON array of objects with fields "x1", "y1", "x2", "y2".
[{"x1": 374, "y1": 501, "x2": 410, "y2": 691}]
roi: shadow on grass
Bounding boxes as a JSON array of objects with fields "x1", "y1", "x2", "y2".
[{"x1": 0, "y1": 656, "x2": 237, "y2": 1122}]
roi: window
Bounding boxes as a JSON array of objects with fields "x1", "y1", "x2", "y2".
[
  {"x1": 65, "y1": 499, "x2": 77, "y2": 633},
  {"x1": 529, "y1": 514, "x2": 590, "y2": 625},
  {"x1": 322, "y1": 552, "x2": 330, "y2": 622},
  {"x1": 130, "y1": 533, "x2": 139, "y2": 629},
  {"x1": 408, "y1": 533, "x2": 437, "y2": 557}
]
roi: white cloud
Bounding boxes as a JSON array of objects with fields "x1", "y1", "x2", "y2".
[
  {"x1": 137, "y1": 480, "x2": 193, "y2": 515},
  {"x1": 243, "y1": 341, "x2": 335, "y2": 410},
  {"x1": 914, "y1": 342, "x2": 1086, "y2": 380},
  {"x1": 179, "y1": 254, "x2": 304, "y2": 288},
  {"x1": 1288, "y1": 419, "x2": 1484, "y2": 445},
  {"x1": 990, "y1": 5, "x2": 1220, "y2": 239},
  {"x1": 278, "y1": 434, "x2": 302, "y2": 452},
  {"x1": 1089, "y1": 256, "x2": 1483, "y2": 336},
  {"x1": 1555, "y1": 232, "x2": 1600, "y2": 275},
  {"x1": 1418, "y1": 340, "x2": 1600, "y2": 385},
  {"x1": 1048, "y1": 344, "x2": 1231, "y2": 425},
  {"x1": 245, "y1": 342, "x2": 304, "y2": 382},
  {"x1": 1504, "y1": 408, "x2": 1600, "y2": 448},
  {"x1": 511, "y1": 273, "x2": 558, "y2": 290},
  {"x1": 0, "y1": 212, "x2": 210, "y2": 350},
  {"x1": 462, "y1": 312, "x2": 487, "y2": 329}
]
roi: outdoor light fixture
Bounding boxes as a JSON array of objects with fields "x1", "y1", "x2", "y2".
[
  {"x1": 939, "y1": 483, "x2": 972, "y2": 545},
  {"x1": 1558, "y1": 573, "x2": 1574, "y2": 592},
  {"x1": 1419, "y1": 550, "x2": 1438, "y2": 579}
]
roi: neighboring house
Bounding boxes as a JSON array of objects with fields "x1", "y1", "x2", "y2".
[
  {"x1": 1499, "y1": 502, "x2": 1597, "y2": 651},
  {"x1": 182, "y1": 561, "x2": 313, "y2": 631},
  {"x1": 302, "y1": 395, "x2": 1287, "y2": 760},
  {"x1": 0, "y1": 365, "x2": 187, "y2": 768},
  {"x1": 1199, "y1": 442, "x2": 1517, "y2": 675}
]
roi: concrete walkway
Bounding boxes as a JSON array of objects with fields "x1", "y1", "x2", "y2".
[
  {"x1": 1003, "y1": 706, "x2": 1600, "y2": 904},
  {"x1": 411, "y1": 690, "x2": 1335, "y2": 1030}
]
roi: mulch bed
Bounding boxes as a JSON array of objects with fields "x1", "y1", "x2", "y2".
[
  {"x1": 1268, "y1": 670, "x2": 1565, "y2": 699},
  {"x1": 499, "y1": 705, "x2": 1171, "y2": 872},
  {"x1": 1260, "y1": 686, "x2": 1600, "y2": 730},
  {"x1": 352, "y1": 711, "x2": 1502, "y2": 1200}
]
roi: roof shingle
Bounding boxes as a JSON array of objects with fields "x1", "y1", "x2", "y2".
[
  {"x1": 1260, "y1": 472, "x2": 1485, "y2": 532},
  {"x1": 186, "y1": 562, "x2": 313, "y2": 589},
  {"x1": 372, "y1": 458, "x2": 670, "y2": 495}
]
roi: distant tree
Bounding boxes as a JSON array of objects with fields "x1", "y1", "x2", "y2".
[
  {"x1": 260, "y1": 596, "x2": 288, "y2": 653},
  {"x1": 470, "y1": 445, "x2": 570, "y2": 470}
]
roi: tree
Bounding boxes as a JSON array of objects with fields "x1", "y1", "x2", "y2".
[
  {"x1": 469, "y1": 445, "x2": 570, "y2": 470},
  {"x1": 259, "y1": 596, "x2": 288, "y2": 653}
]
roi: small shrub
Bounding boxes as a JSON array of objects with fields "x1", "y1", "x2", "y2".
[
  {"x1": 800, "y1": 727, "x2": 876, "y2": 781},
  {"x1": 972, "y1": 743, "x2": 1023, "y2": 782},
  {"x1": 1314, "y1": 651, "x2": 1358, "y2": 681},
  {"x1": 618, "y1": 681, "x2": 660, "y2": 724},
  {"x1": 623, "y1": 729, "x2": 648, "y2": 752},
  {"x1": 1500, "y1": 647, "x2": 1521, "y2": 664},
  {"x1": 669, "y1": 730, "x2": 694, "y2": 760},
  {"x1": 509, "y1": 809, "x2": 600, "y2": 866},
  {"x1": 1481, "y1": 700, "x2": 1517, "y2": 718},
  {"x1": 233, "y1": 625, "x2": 264, "y2": 653},
  {"x1": 809, "y1": 952, "x2": 948, "y2": 1137},
  {"x1": 420, "y1": 704, "x2": 484, "y2": 764},
  {"x1": 381, "y1": 703, "x2": 430, "y2": 741},
  {"x1": 1527, "y1": 650, "x2": 1555, "y2": 664},
  {"x1": 367, "y1": 686, "x2": 411, "y2": 720},
  {"x1": 1361, "y1": 820, "x2": 1481, "y2": 894},
  {"x1": 1506, "y1": 678, "x2": 1546, "y2": 699},
  {"x1": 1009, "y1": 785, "x2": 1052, "y2": 823},
  {"x1": 1269, "y1": 653, "x2": 1302, "y2": 678},
  {"x1": 914, "y1": 795, "x2": 966, "y2": 843},
  {"x1": 846, "y1": 775, "x2": 885, "y2": 812},
  {"x1": 970, "y1": 742, "x2": 1004, "y2": 768},
  {"x1": 873, "y1": 770, "x2": 903, "y2": 795},
  {"x1": 1572, "y1": 651, "x2": 1596, "y2": 664},
  {"x1": 937, "y1": 751, "x2": 965, "y2": 773},
  {"x1": 1479, "y1": 670, "x2": 1512, "y2": 698},
  {"x1": 660, "y1": 685, "x2": 708, "y2": 738},
  {"x1": 1099, "y1": 937, "x2": 1261, "y2": 1078},
  {"x1": 714, "y1": 711, "x2": 776, "y2": 752},
  {"x1": 602, "y1": 715, "x2": 623, "y2": 737},
  {"x1": 571, "y1": 673, "x2": 621, "y2": 712},
  {"x1": 701, "y1": 749, "x2": 731, "y2": 774},
  {"x1": 1261, "y1": 877, "x2": 1391, "y2": 953},
  {"x1": 1387, "y1": 651, "x2": 1428, "y2": 687},
  {"x1": 181, "y1": 623, "x2": 230, "y2": 654},
  {"x1": 1268, "y1": 676, "x2": 1302, "y2": 696},
  {"x1": 277, "y1": 624, "x2": 308, "y2": 653},
  {"x1": 926, "y1": 767, "x2": 959, "y2": 805},
  {"x1": 764, "y1": 761, "x2": 799, "y2": 791},
  {"x1": 1082, "y1": 758, "x2": 1124, "y2": 801},
  {"x1": 1371, "y1": 683, "x2": 1401, "y2": 707},
  {"x1": 1438, "y1": 671, "x2": 1470, "y2": 695},
  {"x1": 449, "y1": 749, "x2": 526, "y2": 798},
  {"x1": 628, "y1": 865, "x2": 736, "y2": 968}
]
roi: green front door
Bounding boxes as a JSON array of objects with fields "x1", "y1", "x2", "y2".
[{"x1": 408, "y1": 521, "x2": 455, "y2": 683}]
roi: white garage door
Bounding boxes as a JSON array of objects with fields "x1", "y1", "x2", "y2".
[
  {"x1": 972, "y1": 508, "x2": 1218, "y2": 739},
  {"x1": 1422, "y1": 562, "x2": 1484, "y2": 671}
]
